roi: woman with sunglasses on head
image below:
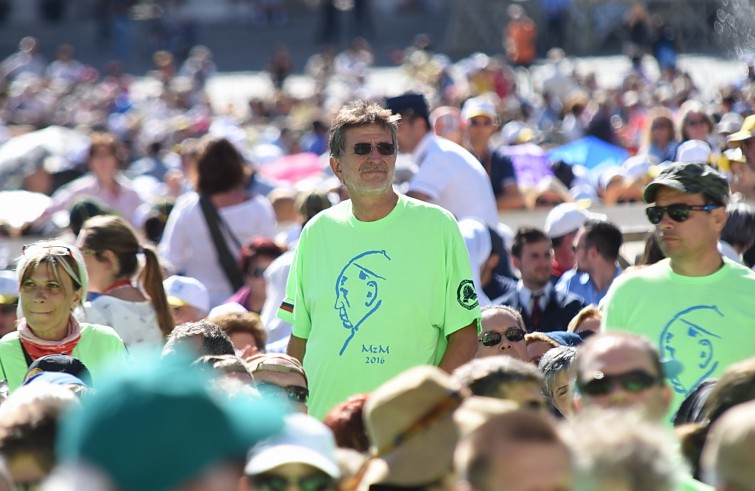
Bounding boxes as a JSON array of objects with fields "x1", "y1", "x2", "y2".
[
  {"x1": 75, "y1": 215, "x2": 173, "y2": 347},
  {"x1": 159, "y1": 137, "x2": 277, "y2": 309},
  {"x1": 0, "y1": 241, "x2": 127, "y2": 393}
]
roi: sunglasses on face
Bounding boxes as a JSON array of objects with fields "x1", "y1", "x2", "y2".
[
  {"x1": 480, "y1": 328, "x2": 526, "y2": 347},
  {"x1": 577, "y1": 369, "x2": 660, "y2": 397},
  {"x1": 353, "y1": 142, "x2": 395, "y2": 156},
  {"x1": 535, "y1": 197, "x2": 564, "y2": 208},
  {"x1": 468, "y1": 119, "x2": 493, "y2": 127},
  {"x1": 251, "y1": 473, "x2": 335, "y2": 491},
  {"x1": 256, "y1": 381, "x2": 309, "y2": 403},
  {"x1": 686, "y1": 118, "x2": 707, "y2": 126},
  {"x1": 645, "y1": 203, "x2": 719, "y2": 224}
]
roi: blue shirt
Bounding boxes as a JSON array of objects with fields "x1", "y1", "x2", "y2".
[{"x1": 555, "y1": 264, "x2": 622, "y2": 306}]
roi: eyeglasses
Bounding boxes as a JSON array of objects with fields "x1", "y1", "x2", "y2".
[
  {"x1": 479, "y1": 328, "x2": 526, "y2": 347},
  {"x1": 577, "y1": 369, "x2": 660, "y2": 397},
  {"x1": 0, "y1": 303, "x2": 17, "y2": 315},
  {"x1": 256, "y1": 381, "x2": 309, "y2": 403},
  {"x1": 686, "y1": 118, "x2": 707, "y2": 126},
  {"x1": 353, "y1": 142, "x2": 395, "y2": 156},
  {"x1": 251, "y1": 473, "x2": 335, "y2": 491},
  {"x1": 535, "y1": 197, "x2": 564, "y2": 208},
  {"x1": 247, "y1": 267, "x2": 266, "y2": 279},
  {"x1": 468, "y1": 119, "x2": 493, "y2": 127},
  {"x1": 645, "y1": 203, "x2": 720, "y2": 224}
]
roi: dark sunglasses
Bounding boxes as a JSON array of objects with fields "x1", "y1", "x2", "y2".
[
  {"x1": 247, "y1": 267, "x2": 266, "y2": 279},
  {"x1": 686, "y1": 118, "x2": 707, "y2": 126},
  {"x1": 256, "y1": 381, "x2": 309, "y2": 403},
  {"x1": 480, "y1": 328, "x2": 526, "y2": 347},
  {"x1": 535, "y1": 197, "x2": 564, "y2": 208},
  {"x1": 0, "y1": 303, "x2": 17, "y2": 315},
  {"x1": 353, "y1": 142, "x2": 395, "y2": 156},
  {"x1": 645, "y1": 203, "x2": 719, "y2": 224},
  {"x1": 251, "y1": 473, "x2": 335, "y2": 491},
  {"x1": 577, "y1": 369, "x2": 660, "y2": 397},
  {"x1": 469, "y1": 119, "x2": 493, "y2": 127}
]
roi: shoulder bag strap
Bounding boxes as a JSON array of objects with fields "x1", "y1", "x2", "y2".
[{"x1": 198, "y1": 194, "x2": 245, "y2": 291}]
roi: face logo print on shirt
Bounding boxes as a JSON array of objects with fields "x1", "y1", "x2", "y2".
[
  {"x1": 457, "y1": 279, "x2": 478, "y2": 310},
  {"x1": 660, "y1": 305, "x2": 722, "y2": 397},
  {"x1": 334, "y1": 250, "x2": 391, "y2": 356}
]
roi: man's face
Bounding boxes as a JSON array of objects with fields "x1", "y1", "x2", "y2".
[
  {"x1": 577, "y1": 338, "x2": 670, "y2": 421},
  {"x1": 486, "y1": 441, "x2": 572, "y2": 491},
  {"x1": 477, "y1": 309, "x2": 527, "y2": 361},
  {"x1": 395, "y1": 116, "x2": 425, "y2": 154},
  {"x1": 254, "y1": 366, "x2": 308, "y2": 414},
  {"x1": 572, "y1": 228, "x2": 592, "y2": 273},
  {"x1": 513, "y1": 240, "x2": 552, "y2": 290},
  {"x1": 330, "y1": 124, "x2": 396, "y2": 198},
  {"x1": 653, "y1": 187, "x2": 724, "y2": 265},
  {"x1": 526, "y1": 340, "x2": 553, "y2": 366},
  {"x1": 171, "y1": 304, "x2": 204, "y2": 325},
  {"x1": 466, "y1": 116, "x2": 496, "y2": 146},
  {"x1": 742, "y1": 138, "x2": 755, "y2": 169}
]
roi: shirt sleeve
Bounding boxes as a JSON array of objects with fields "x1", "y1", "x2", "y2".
[
  {"x1": 407, "y1": 155, "x2": 452, "y2": 201},
  {"x1": 278, "y1": 237, "x2": 311, "y2": 339}
]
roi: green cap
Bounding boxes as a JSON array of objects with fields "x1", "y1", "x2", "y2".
[{"x1": 643, "y1": 162, "x2": 730, "y2": 204}]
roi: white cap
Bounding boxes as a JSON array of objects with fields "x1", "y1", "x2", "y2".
[
  {"x1": 208, "y1": 302, "x2": 247, "y2": 319},
  {"x1": 245, "y1": 413, "x2": 341, "y2": 478},
  {"x1": 461, "y1": 96, "x2": 497, "y2": 121},
  {"x1": 0, "y1": 270, "x2": 18, "y2": 304},
  {"x1": 501, "y1": 121, "x2": 534, "y2": 145},
  {"x1": 676, "y1": 139, "x2": 711, "y2": 164},
  {"x1": 544, "y1": 202, "x2": 606, "y2": 239},
  {"x1": 163, "y1": 275, "x2": 210, "y2": 313}
]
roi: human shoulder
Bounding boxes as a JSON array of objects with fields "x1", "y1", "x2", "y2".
[
  {"x1": 0, "y1": 331, "x2": 20, "y2": 346},
  {"x1": 172, "y1": 191, "x2": 200, "y2": 211},
  {"x1": 80, "y1": 322, "x2": 125, "y2": 342},
  {"x1": 553, "y1": 288, "x2": 586, "y2": 308}
]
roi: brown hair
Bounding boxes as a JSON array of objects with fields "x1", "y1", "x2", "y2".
[
  {"x1": 208, "y1": 311, "x2": 267, "y2": 351},
  {"x1": 195, "y1": 137, "x2": 250, "y2": 195},
  {"x1": 238, "y1": 237, "x2": 283, "y2": 277},
  {"x1": 328, "y1": 100, "x2": 400, "y2": 159},
  {"x1": 567, "y1": 305, "x2": 602, "y2": 333},
  {"x1": 323, "y1": 393, "x2": 370, "y2": 453},
  {"x1": 88, "y1": 132, "x2": 127, "y2": 170},
  {"x1": 79, "y1": 215, "x2": 174, "y2": 337}
]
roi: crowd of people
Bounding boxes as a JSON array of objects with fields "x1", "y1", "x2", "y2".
[{"x1": 0, "y1": 6, "x2": 754, "y2": 489}]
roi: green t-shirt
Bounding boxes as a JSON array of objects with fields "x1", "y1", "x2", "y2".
[
  {"x1": 602, "y1": 258, "x2": 755, "y2": 415},
  {"x1": 279, "y1": 195, "x2": 481, "y2": 419},
  {"x1": 0, "y1": 323, "x2": 128, "y2": 392}
]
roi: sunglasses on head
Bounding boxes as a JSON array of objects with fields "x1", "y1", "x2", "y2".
[
  {"x1": 353, "y1": 142, "x2": 395, "y2": 156},
  {"x1": 251, "y1": 473, "x2": 335, "y2": 491},
  {"x1": 577, "y1": 369, "x2": 660, "y2": 397},
  {"x1": 645, "y1": 203, "x2": 719, "y2": 224},
  {"x1": 480, "y1": 328, "x2": 526, "y2": 347},
  {"x1": 256, "y1": 381, "x2": 309, "y2": 403},
  {"x1": 22, "y1": 244, "x2": 73, "y2": 258}
]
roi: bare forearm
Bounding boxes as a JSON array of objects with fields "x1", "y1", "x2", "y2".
[
  {"x1": 286, "y1": 335, "x2": 307, "y2": 363},
  {"x1": 438, "y1": 323, "x2": 478, "y2": 373}
]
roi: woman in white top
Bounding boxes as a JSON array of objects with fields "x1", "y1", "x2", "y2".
[
  {"x1": 158, "y1": 137, "x2": 276, "y2": 307},
  {"x1": 75, "y1": 215, "x2": 174, "y2": 347}
]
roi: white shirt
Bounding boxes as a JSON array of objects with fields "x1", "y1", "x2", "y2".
[
  {"x1": 159, "y1": 192, "x2": 276, "y2": 308},
  {"x1": 517, "y1": 281, "x2": 553, "y2": 316},
  {"x1": 409, "y1": 133, "x2": 499, "y2": 228},
  {"x1": 77, "y1": 296, "x2": 163, "y2": 348}
]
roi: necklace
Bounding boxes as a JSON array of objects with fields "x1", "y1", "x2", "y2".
[{"x1": 101, "y1": 279, "x2": 133, "y2": 295}]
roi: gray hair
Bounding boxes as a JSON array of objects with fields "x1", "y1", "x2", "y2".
[
  {"x1": 721, "y1": 202, "x2": 755, "y2": 250},
  {"x1": 538, "y1": 346, "x2": 578, "y2": 401},
  {"x1": 162, "y1": 320, "x2": 235, "y2": 358},
  {"x1": 570, "y1": 411, "x2": 686, "y2": 491},
  {"x1": 480, "y1": 304, "x2": 526, "y2": 330},
  {"x1": 328, "y1": 100, "x2": 400, "y2": 159}
]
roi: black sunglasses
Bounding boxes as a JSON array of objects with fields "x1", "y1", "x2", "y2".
[
  {"x1": 251, "y1": 473, "x2": 335, "y2": 491},
  {"x1": 645, "y1": 203, "x2": 719, "y2": 224},
  {"x1": 480, "y1": 328, "x2": 526, "y2": 347},
  {"x1": 353, "y1": 142, "x2": 395, "y2": 156},
  {"x1": 577, "y1": 369, "x2": 660, "y2": 397},
  {"x1": 256, "y1": 381, "x2": 309, "y2": 404}
]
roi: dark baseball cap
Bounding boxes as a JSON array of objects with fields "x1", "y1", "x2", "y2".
[
  {"x1": 24, "y1": 354, "x2": 93, "y2": 386},
  {"x1": 385, "y1": 93, "x2": 429, "y2": 119},
  {"x1": 643, "y1": 162, "x2": 730, "y2": 204}
]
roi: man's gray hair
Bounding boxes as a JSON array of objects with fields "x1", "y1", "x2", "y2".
[
  {"x1": 538, "y1": 346, "x2": 578, "y2": 401},
  {"x1": 328, "y1": 99, "x2": 400, "y2": 158},
  {"x1": 162, "y1": 320, "x2": 235, "y2": 358},
  {"x1": 570, "y1": 411, "x2": 686, "y2": 491}
]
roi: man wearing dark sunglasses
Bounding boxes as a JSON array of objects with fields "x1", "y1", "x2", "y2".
[
  {"x1": 476, "y1": 306, "x2": 528, "y2": 361},
  {"x1": 385, "y1": 93, "x2": 499, "y2": 229},
  {"x1": 602, "y1": 162, "x2": 755, "y2": 416},
  {"x1": 283, "y1": 100, "x2": 480, "y2": 419}
]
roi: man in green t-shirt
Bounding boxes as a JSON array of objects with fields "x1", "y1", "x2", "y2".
[
  {"x1": 602, "y1": 162, "x2": 755, "y2": 415},
  {"x1": 280, "y1": 99, "x2": 480, "y2": 419}
]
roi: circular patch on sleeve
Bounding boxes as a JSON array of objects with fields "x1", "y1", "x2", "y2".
[{"x1": 457, "y1": 280, "x2": 479, "y2": 310}]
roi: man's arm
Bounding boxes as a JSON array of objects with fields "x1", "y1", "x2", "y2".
[
  {"x1": 406, "y1": 190, "x2": 432, "y2": 202},
  {"x1": 286, "y1": 335, "x2": 308, "y2": 364},
  {"x1": 438, "y1": 322, "x2": 478, "y2": 372}
]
